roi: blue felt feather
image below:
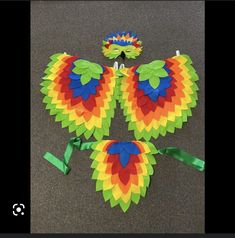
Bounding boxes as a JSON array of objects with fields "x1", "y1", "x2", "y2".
[
  {"x1": 69, "y1": 72, "x2": 81, "y2": 80},
  {"x1": 119, "y1": 151, "x2": 130, "y2": 168},
  {"x1": 105, "y1": 31, "x2": 137, "y2": 42},
  {"x1": 69, "y1": 79, "x2": 82, "y2": 89},
  {"x1": 71, "y1": 79, "x2": 99, "y2": 100},
  {"x1": 68, "y1": 64, "x2": 100, "y2": 100}
]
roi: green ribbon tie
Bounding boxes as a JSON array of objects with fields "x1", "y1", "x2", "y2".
[
  {"x1": 158, "y1": 147, "x2": 205, "y2": 172},
  {"x1": 44, "y1": 138, "x2": 204, "y2": 174},
  {"x1": 43, "y1": 137, "x2": 94, "y2": 175}
]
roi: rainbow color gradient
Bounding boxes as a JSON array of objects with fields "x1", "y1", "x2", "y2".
[
  {"x1": 41, "y1": 53, "x2": 117, "y2": 140},
  {"x1": 103, "y1": 31, "x2": 142, "y2": 48},
  {"x1": 90, "y1": 140, "x2": 157, "y2": 212},
  {"x1": 119, "y1": 54, "x2": 199, "y2": 141}
]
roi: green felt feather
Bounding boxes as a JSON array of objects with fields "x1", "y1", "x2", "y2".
[
  {"x1": 68, "y1": 122, "x2": 78, "y2": 133},
  {"x1": 147, "y1": 154, "x2": 157, "y2": 165},
  {"x1": 91, "y1": 160, "x2": 98, "y2": 169},
  {"x1": 96, "y1": 180, "x2": 103, "y2": 192},
  {"x1": 49, "y1": 109, "x2": 58, "y2": 116},
  {"x1": 131, "y1": 193, "x2": 141, "y2": 204},
  {"x1": 91, "y1": 170, "x2": 99, "y2": 180},
  {"x1": 93, "y1": 128, "x2": 104, "y2": 140},
  {"x1": 72, "y1": 59, "x2": 103, "y2": 85},
  {"x1": 119, "y1": 199, "x2": 131, "y2": 213},
  {"x1": 136, "y1": 60, "x2": 168, "y2": 89},
  {"x1": 90, "y1": 150, "x2": 99, "y2": 160},
  {"x1": 140, "y1": 186, "x2": 147, "y2": 197},
  {"x1": 84, "y1": 127, "x2": 95, "y2": 140},
  {"x1": 103, "y1": 190, "x2": 112, "y2": 202},
  {"x1": 145, "y1": 142, "x2": 158, "y2": 154},
  {"x1": 75, "y1": 125, "x2": 86, "y2": 137},
  {"x1": 146, "y1": 164, "x2": 154, "y2": 175},
  {"x1": 144, "y1": 176, "x2": 150, "y2": 187},
  {"x1": 110, "y1": 196, "x2": 119, "y2": 208}
]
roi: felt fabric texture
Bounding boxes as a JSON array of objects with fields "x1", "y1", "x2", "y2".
[{"x1": 31, "y1": 1, "x2": 204, "y2": 233}]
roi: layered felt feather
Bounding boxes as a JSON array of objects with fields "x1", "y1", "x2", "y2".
[
  {"x1": 90, "y1": 140, "x2": 157, "y2": 212},
  {"x1": 119, "y1": 54, "x2": 199, "y2": 141},
  {"x1": 41, "y1": 53, "x2": 117, "y2": 140}
]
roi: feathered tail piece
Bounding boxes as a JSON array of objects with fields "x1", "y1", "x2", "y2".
[
  {"x1": 43, "y1": 137, "x2": 204, "y2": 212},
  {"x1": 90, "y1": 140, "x2": 157, "y2": 212}
]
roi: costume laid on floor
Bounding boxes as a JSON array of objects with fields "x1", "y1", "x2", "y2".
[{"x1": 41, "y1": 31, "x2": 204, "y2": 212}]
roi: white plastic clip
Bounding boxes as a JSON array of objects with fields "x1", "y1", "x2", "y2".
[
  {"x1": 113, "y1": 61, "x2": 118, "y2": 70},
  {"x1": 176, "y1": 50, "x2": 180, "y2": 56},
  {"x1": 119, "y1": 63, "x2": 125, "y2": 69}
]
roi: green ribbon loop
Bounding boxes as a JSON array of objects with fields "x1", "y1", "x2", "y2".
[
  {"x1": 43, "y1": 137, "x2": 94, "y2": 175},
  {"x1": 158, "y1": 147, "x2": 205, "y2": 172}
]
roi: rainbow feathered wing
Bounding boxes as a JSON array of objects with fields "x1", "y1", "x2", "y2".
[
  {"x1": 41, "y1": 53, "x2": 117, "y2": 140},
  {"x1": 41, "y1": 53, "x2": 199, "y2": 141},
  {"x1": 119, "y1": 54, "x2": 199, "y2": 141},
  {"x1": 90, "y1": 140, "x2": 157, "y2": 212}
]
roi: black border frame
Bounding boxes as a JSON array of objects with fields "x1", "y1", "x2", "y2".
[
  {"x1": 205, "y1": 1, "x2": 235, "y2": 233},
  {"x1": 1, "y1": 0, "x2": 235, "y2": 235},
  {"x1": 0, "y1": 1, "x2": 30, "y2": 233}
]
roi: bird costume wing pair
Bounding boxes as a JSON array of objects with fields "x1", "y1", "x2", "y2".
[{"x1": 41, "y1": 53, "x2": 198, "y2": 141}]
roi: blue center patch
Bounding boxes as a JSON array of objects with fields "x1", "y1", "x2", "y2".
[
  {"x1": 108, "y1": 142, "x2": 140, "y2": 168},
  {"x1": 137, "y1": 66, "x2": 172, "y2": 101},
  {"x1": 68, "y1": 62, "x2": 102, "y2": 100}
]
